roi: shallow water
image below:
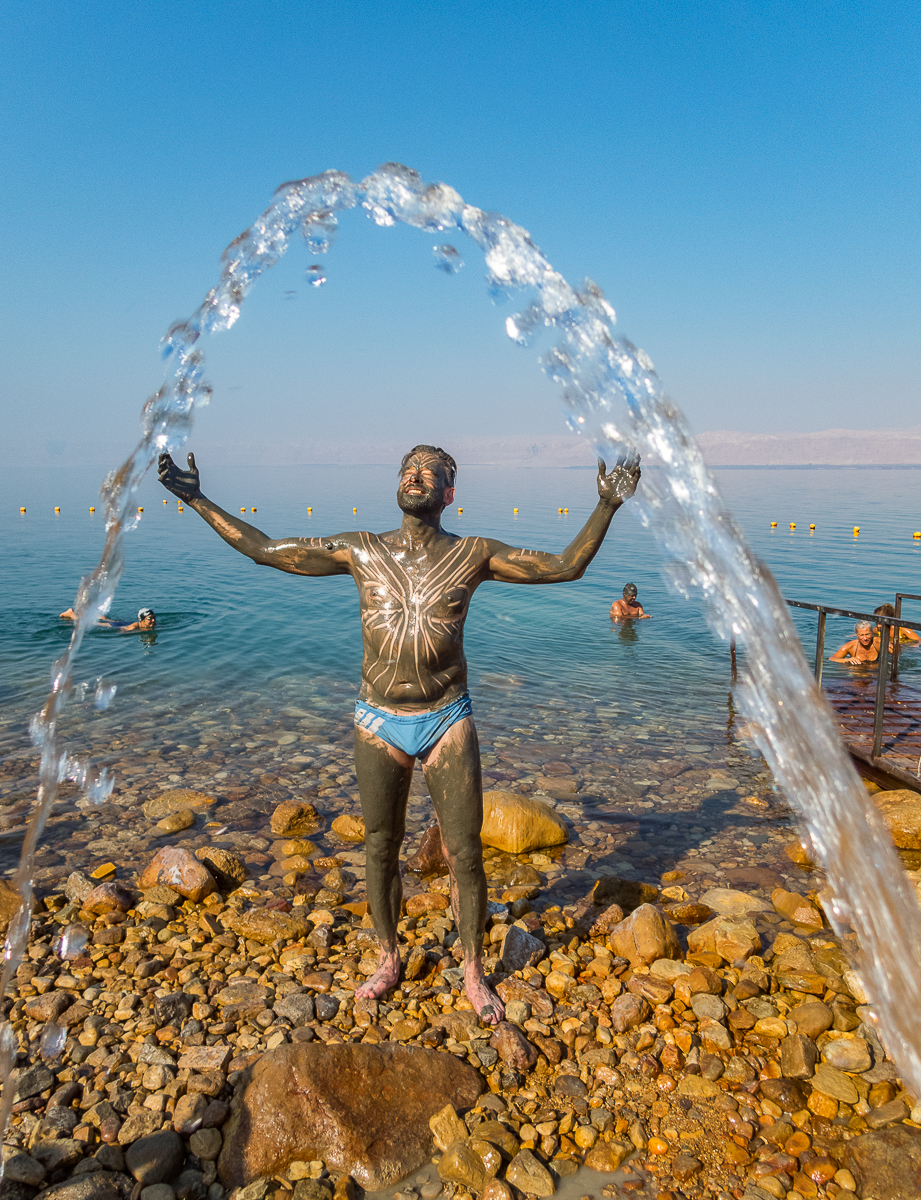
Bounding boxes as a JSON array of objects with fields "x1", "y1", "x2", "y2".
[{"x1": 0, "y1": 464, "x2": 918, "y2": 893}]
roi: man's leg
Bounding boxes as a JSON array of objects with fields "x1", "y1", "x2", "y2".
[
  {"x1": 421, "y1": 716, "x2": 505, "y2": 1026},
  {"x1": 354, "y1": 727, "x2": 414, "y2": 1000}
]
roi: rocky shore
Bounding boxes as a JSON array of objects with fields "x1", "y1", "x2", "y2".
[{"x1": 4, "y1": 777, "x2": 921, "y2": 1200}]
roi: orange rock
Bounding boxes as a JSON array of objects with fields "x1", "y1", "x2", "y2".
[
  {"x1": 405, "y1": 892, "x2": 450, "y2": 917},
  {"x1": 139, "y1": 847, "x2": 215, "y2": 902}
]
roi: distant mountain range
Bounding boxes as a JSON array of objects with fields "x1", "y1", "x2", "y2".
[
  {"x1": 695, "y1": 427, "x2": 921, "y2": 467},
  {"x1": 37, "y1": 427, "x2": 921, "y2": 468}
]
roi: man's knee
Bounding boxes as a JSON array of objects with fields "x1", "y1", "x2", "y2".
[
  {"x1": 443, "y1": 833, "x2": 484, "y2": 881},
  {"x1": 364, "y1": 824, "x2": 404, "y2": 863}
]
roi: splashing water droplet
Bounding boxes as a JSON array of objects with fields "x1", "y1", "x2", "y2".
[
  {"x1": 94, "y1": 678, "x2": 116, "y2": 710},
  {"x1": 40, "y1": 1022, "x2": 67, "y2": 1059},
  {"x1": 84, "y1": 767, "x2": 114, "y2": 805},
  {"x1": 306, "y1": 265, "x2": 326, "y2": 287},
  {"x1": 75, "y1": 682, "x2": 89, "y2": 702},
  {"x1": 433, "y1": 245, "x2": 463, "y2": 274},
  {"x1": 301, "y1": 211, "x2": 338, "y2": 256},
  {"x1": 56, "y1": 924, "x2": 89, "y2": 961}
]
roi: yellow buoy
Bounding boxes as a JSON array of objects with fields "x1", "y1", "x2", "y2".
[
  {"x1": 163, "y1": 499, "x2": 168, "y2": 504},
  {"x1": 307, "y1": 507, "x2": 313, "y2": 513},
  {"x1": 54, "y1": 506, "x2": 60, "y2": 513},
  {"x1": 457, "y1": 507, "x2": 463, "y2": 514},
  {"x1": 19, "y1": 507, "x2": 26, "y2": 513},
  {"x1": 353, "y1": 507, "x2": 358, "y2": 513},
  {"x1": 810, "y1": 523, "x2": 816, "y2": 530},
  {"x1": 557, "y1": 507, "x2": 563, "y2": 514},
  {"x1": 770, "y1": 521, "x2": 777, "y2": 527},
  {"x1": 178, "y1": 505, "x2": 184, "y2": 512},
  {"x1": 853, "y1": 526, "x2": 860, "y2": 535},
  {"x1": 240, "y1": 507, "x2": 246, "y2": 513},
  {"x1": 914, "y1": 531, "x2": 920, "y2": 539},
  {"x1": 564, "y1": 508, "x2": 569, "y2": 514},
  {"x1": 138, "y1": 507, "x2": 143, "y2": 513},
  {"x1": 89, "y1": 507, "x2": 95, "y2": 513},
  {"x1": 513, "y1": 508, "x2": 518, "y2": 514},
  {"x1": 789, "y1": 522, "x2": 795, "y2": 529},
  {"x1": 251, "y1": 507, "x2": 256, "y2": 513}
]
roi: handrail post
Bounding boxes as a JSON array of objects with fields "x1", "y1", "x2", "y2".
[
  {"x1": 892, "y1": 596, "x2": 903, "y2": 680},
  {"x1": 815, "y1": 610, "x2": 826, "y2": 684},
  {"x1": 872, "y1": 620, "x2": 890, "y2": 758}
]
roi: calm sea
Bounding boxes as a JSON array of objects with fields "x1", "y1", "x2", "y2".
[{"x1": 0, "y1": 463, "x2": 919, "y2": 777}]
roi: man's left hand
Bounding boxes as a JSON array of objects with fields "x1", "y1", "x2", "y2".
[{"x1": 597, "y1": 453, "x2": 641, "y2": 506}]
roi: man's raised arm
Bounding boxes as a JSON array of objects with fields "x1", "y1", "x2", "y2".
[
  {"x1": 485, "y1": 454, "x2": 640, "y2": 584},
  {"x1": 158, "y1": 452, "x2": 351, "y2": 577}
]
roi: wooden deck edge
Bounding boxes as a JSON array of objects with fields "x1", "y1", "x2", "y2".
[{"x1": 847, "y1": 743, "x2": 921, "y2": 794}]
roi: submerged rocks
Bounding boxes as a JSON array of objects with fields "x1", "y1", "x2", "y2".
[
  {"x1": 270, "y1": 800, "x2": 321, "y2": 836},
  {"x1": 480, "y1": 792, "x2": 568, "y2": 854},
  {"x1": 142, "y1": 788, "x2": 217, "y2": 820},
  {"x1": 873, "y1": 789, "x2": 921, "y2": 849},
  {"x1": 330, "y1": 814, "x2": 365, "y2": 843},
  {"x1": 219, "y1": 1042, "x2": 483, "y2": 1190},
  {"x1": 194, "y1": 846, "x2": 248, "y2": 890}
]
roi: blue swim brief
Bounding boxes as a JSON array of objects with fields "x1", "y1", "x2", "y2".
[{"x1": 354, "y1": 692, "x2": 473, "y2": 758}]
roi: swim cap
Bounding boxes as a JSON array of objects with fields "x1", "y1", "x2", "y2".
[
  {"x1": 138, "y1": 608, "x2": 155, "y2": 621},
  {"x1": 623, "y1": 583, "x2": 638, "y2": 598}
]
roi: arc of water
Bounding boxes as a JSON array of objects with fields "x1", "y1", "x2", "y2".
[{"x1": 6, "y1": 165, "x2": 921, "y2": 1148}]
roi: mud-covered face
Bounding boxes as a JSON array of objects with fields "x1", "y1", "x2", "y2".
[{"x1": 397, "y1": 453, "x2": 454, "y2": 516}]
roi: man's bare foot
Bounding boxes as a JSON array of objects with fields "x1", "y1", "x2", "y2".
[
  {"x1": 355, "y1": 948, "x2": 401, "y2": 1000},
  {"x1": 464, "y1": 959, "x2": 505, "y2": 1026}
]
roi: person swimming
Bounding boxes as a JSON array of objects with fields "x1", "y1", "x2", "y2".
[
  {"x1": 874, "y1": 603, "x2": 920, "y2": 650},
  {"x1": 60, "y1": 607, "x2": 157, "y2": 632},
  {"x1": 610, "y1": 582, "x2": 650, "y2": 620},
  {"x1": 830, "y1": 620, "x2": 879, "y2": 664}
]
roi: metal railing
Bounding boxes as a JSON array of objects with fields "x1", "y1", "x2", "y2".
[{"x1": 785, "y1": 596, "x2": 921, "y2": 758}]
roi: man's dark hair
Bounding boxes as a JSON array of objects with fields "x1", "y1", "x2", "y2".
[
  {"x1": 874, "y1": 603, "x2": 896, "y2": 617},
  {"x1": 400, "y1": 444, "x2": 457, "y2": 486},
  {"x1": 623, "y1": 582, "x2": 638, "y2": 598}
]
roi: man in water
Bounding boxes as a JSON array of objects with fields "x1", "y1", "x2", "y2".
[
  {"x1": 830, "y1": 621, "x2": 879, "y2": 664},
  {"x1": 609, "y1": 582, "x2": 650, "y2": 620},
  {"x1": 60, "y1": 607, "x2": 157, "y2": 632},
  {"x1": 158, "y1": 444, "x2": 640, "y2": 1022}
]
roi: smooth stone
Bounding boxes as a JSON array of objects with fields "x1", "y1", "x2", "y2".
[
  {"x1": 218, "y1": 1041, "x2": 483, "y2": 1191},
  {"x1": 143, "y1": 789, "x2": 216, "y2": 820},
  {"x1": 480, "y1": 792, "x2": 568, "y2": 854},
  {"x1": 781, "y1": 1033, "x2": 818, "y2": 1080},
  {"x1": 155, "y1": 809, "x2": 195, "y2": 834},
  {"x1": 608, "y1": 992, "x2": 650, "y2": 1033},
  {"x1": 189, "y1": 1129, "x2": 222, "y2": 1161},
  {"x1": 405, "y1": 893, "x2": 450, "y2": 917},
  {"x1": 873, "y1": 790, "x2": 921, "y2": 849},
  {"x1": 14, "y1": 1063, "x2": 55, "y2": 1102},
  {"x1": 406, "y1": 825, "x2": 446, "y2": 874},
  {"x1": 3, "y1": 1152, "x2": 46, "y2": 1185},
  {"x1": 125, "y1": 1132, "x2": 185, "y2": 1186},
  {"x1": 690, "y1": 993, "x2": 727, "y2": 1022},
  {"x1": 771, "y1": 888, "x2": 824, "y2": 933},
  {"x1": 676, "y1": 1076, "x2": 721, "y2": 1099},
  {"x1": 607, "y1": 903, "x2": 679, "y2": 967},
  {"x1": 437, "y1": 1141, "x2": 487, "y2": 1191},
  {"x1": 139, "y1": 848, "x2": 215, "y2": 903},
  {"x1": 275, "y1": 994, "x2": 316, "y2": 1025},
  {"x1": 429, "y1": 1105, "x2": 468, "y2": 1153},
  {"x1": 788, "y1": 1001, "x2": 834, "y2": 1039},
  {"x1": 83, "y1": 881, "x2": 135, "y2": 914},
  {"x1": 812, "y1": 1062, "x2": 859, "y2": 1104},
  {"x1": 583, "y1": 1142, "x2": 631, "y2": 1172},
  {"x1": 822, "y1": 1037, "x2": 872, "y2": 1073},
  {"x1": 331, "y1": 814, "x2": 365, "y2": 843},
  {"x1": 699, "y1": 888, "x2": 772, "y2": 917},
  {"x1": 40, "y1": 1174, "x2": 134, "y2": 1200}
]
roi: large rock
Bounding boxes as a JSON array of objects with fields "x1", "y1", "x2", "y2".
[
  {"x1": 143, "y1": 789, "x2": 217, "y2": 820},
  {"x1": 873, "y1": 789, "x2": 921, "y2": 850},
  {"x1": 699, "y1": 888, "x2": 772, "y2": 917},
  {"x1": 124, "y1": 1131, "x2": 184, "y2": 1185},
  {"x1": 224, "y1": 908, "x2": 310, "y2": 945},
  {"x1": 195, "y1": 847, "x2": 248, "y2": 891},
  {"x1": 83, "y1": 881, "x2": 135, "y2": 915},
  {"x1": 607, "y1": 903, "x2": 679, "y2": 967},
  {"x1": 500, "y1": 925, "x2": 545, "y2": 972},
  {"x1": 331, "y1": 814, "x2": 365, "y2": 844},
  {"x1": 218, "y1": 1042, "x2": 483, "y2": 1191},
  {"x1": 480, "y1": 792, "x2": 568, "y2": 854},
  {"x1": 270, "y1": 801, "x2": 321, "y2": 836},
  {"x1": 846, "y1": 1124, "x2": 921, "y2": 1199},
  {"x1": 771, "y1": 888, "x2": 824, "y2": 932},
  {"x1": 138, "y1": 848, "x2": 215, "y2": 903},
  {"x1": 686, "y1": 916, "x2": 761, "y2": 962}
]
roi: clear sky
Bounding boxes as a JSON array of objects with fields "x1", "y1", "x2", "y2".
[{"x1": 3, "y1": 0, "x2": 919, "y2": 466}]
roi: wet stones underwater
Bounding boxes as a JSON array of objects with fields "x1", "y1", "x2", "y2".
[{"x1": 2, "y1": 675, "x2": 921, "y2": 1200}]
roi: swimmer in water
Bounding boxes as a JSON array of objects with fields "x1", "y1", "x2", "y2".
[
  {"x1": 830, "y1": 620, "x2": 879, "y2": 664},
  {"x1": 60, "y1": 607, "x2": 157, "y2": 632},
  {"x1": 610, "y1": 582, "x2": 650, "y2": 620},
  {"x1": 874, "y1": 603, "x2": 920, "y2": 650}
]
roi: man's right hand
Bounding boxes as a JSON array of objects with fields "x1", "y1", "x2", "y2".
[{"x1": 158, "y1": 452, "x2": 201, "y2": 502}]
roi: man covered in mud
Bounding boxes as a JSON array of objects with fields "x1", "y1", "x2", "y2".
[{"x1": 158, "y1": 444, "x2": 640, "y2": 1023}]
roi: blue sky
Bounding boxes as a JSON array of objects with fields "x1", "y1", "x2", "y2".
[{"x1": 3, "y1": 0, "x2": 919, "y2": 465}]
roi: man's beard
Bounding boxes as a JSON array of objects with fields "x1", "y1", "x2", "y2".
[{"x1": 398, "y1": 486, "x2": 443, "y2": 515}]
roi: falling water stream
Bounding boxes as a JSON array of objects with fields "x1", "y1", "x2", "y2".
[{"x1": 4, "y1": 164, "x2": 921, "y2": 1147}]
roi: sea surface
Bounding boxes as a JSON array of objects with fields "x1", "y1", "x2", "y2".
[{"x1": 0, "y1": 463, "x2": 919, "y2": 890}]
